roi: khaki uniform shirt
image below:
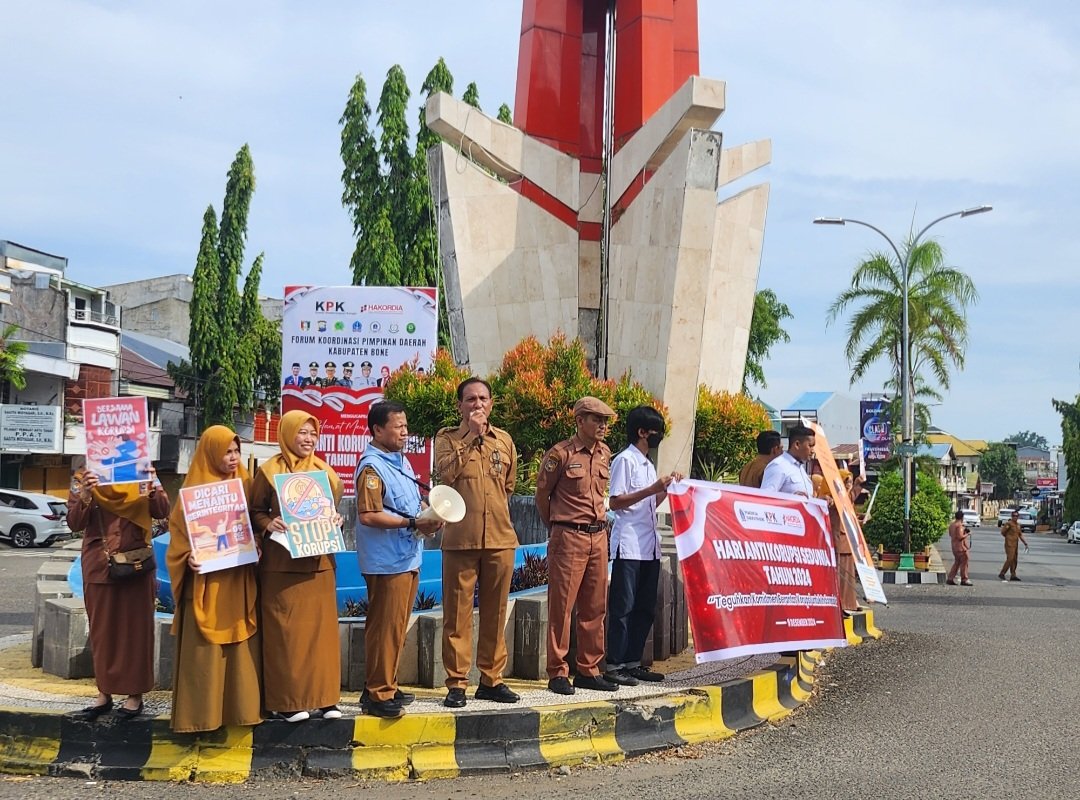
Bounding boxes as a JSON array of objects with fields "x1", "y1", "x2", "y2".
[
  {"x1": 1001, "y1": 520, "x2": 1021, "y2": 547},
  {"x1": 738, "y1": 454, "x2": 772, "y2": 488},
  {"x1": 434, "y1": 423, "x2": 518, "y2": 550},
  {"x1": 535, "y1": 434, "x2": 611, "y2": 526}
]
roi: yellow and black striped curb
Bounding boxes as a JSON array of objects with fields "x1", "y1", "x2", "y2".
[{"x1": 0, "y1": 613, "x2": 881, "y2": 783}]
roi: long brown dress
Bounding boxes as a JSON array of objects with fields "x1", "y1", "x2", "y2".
[
  {"x1": 249, "y1": 410, "x2": 343, "y2": 713},
  {"x1": 167, "y1": 425, "x2": 262, "y2": 733},
  {"x1": 67, "y1": 475, "x2": 170, "y2": 696}
]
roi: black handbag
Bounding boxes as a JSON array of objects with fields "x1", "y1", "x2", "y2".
[{"x1": 106, "y1": 545, "x2": 156, "y2": 579}]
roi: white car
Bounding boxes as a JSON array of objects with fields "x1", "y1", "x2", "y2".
[
  {"x1": 1017, "y1": 512, "x2": 1037, "y2": 534},
  {"x1": 961, "y1": 509, "x2": 980, "y2": 528},
  {"x1": 1068, "y1": 522, "x2": 1080, "y2": 544},
  {"x1": 0, "y1": 489, "x2": 70, "y2": 548}
]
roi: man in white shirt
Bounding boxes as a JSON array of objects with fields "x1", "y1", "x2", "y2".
[
  {"x1": 604, "y1": 406, "x2": 682, "y2": 686},
  {"x1": 760, "y1": 424, "x2": 815, "y2": 497}
]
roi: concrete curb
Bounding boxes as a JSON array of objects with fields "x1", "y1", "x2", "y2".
[
  {"x1": 878, "y1": 570, "x2": 945, "y2": 585},
  {"x1": 0, "y1": 612, "x2": 881, "y2": 783}
]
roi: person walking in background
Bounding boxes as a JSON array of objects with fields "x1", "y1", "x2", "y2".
[
  {"x1": 67, "y1": 464, "x2": 170, "y2": 721},
  {"x1": 249, "y1": 410, "x2": 344, "y2": 722},
  {"x1": 167, "y1": 426, "x2": 262, "y2": 733},
  {"x1": 434, "y1": 378, "x2": 521, "y2": 708},
  {"x1": 739, "y1": 430, "x2": 782, "y2": 488},
  {"x1": 355, "y1": 401, "x2": 444, "y2": 718},
  {"x1": 761, "y1": 425, "x2": 815, "y2": 497},
  {"x1": 998, "y1": 509, "x2": 1028, "y2": 582},
  {"x1": 604, "y1": 406, "x2": 681, "y2": 687},
  {"x1": 535, "y1": 396, "x2": 617, "y2": 695},
  {"x1": 946, "y1": 510, "x2": 974, "y2": 586}
]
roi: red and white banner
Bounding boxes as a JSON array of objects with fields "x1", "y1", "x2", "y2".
[
  {"x1": 668, "y1": 480, "x2": 847, "y2": 662},
  {"x1": 280, "y1": 286, "x2": 437, "y2": 492}
]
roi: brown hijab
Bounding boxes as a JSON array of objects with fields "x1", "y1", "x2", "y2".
[
  {"x1": 166, "y1": 425, "x2": 256, "y2": 644},
  {"x1": 80, "y1": 471, "x2": 153, "y2": 533}
]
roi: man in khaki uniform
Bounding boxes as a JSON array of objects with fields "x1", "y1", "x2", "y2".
[
  {"x1": 434, "y1": 378, "x2": 521, "y2": 708},
  {"x1": 738, "y1": 430, "x2": 782, "y2": 488},
  {"x1": 998, "y1": 510, "x2": 1029, "y2": 581},
  {"x1": 535, "y1": 396, "x2": 617, "y2": 695}
]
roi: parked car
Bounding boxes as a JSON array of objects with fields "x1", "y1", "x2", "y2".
[
  {"x1": 0, "y1": 489, "x2": 70, "y2": 548},
  {"x1": 1017, "y1": 511, "x2": 1037, "y2": 534},
  {"x1": 961, "y1": 509, "x2": 980, "y2": 528},
  {"x1": 1068, "y1": 522, "x2": 1080, "y2": 544}
]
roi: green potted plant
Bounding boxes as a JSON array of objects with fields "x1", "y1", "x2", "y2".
[{"x1": 863, "y1": 469, "x2": 951, "y2": 569}]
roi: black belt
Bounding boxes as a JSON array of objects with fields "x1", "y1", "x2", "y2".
[{"x1": 554, "y1": 521, "x2": 608, "y2": 533}]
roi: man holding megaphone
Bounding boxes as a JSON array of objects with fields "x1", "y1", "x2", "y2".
[{"x1": 433, "y1": 378, "x2": 521, "y2": 709}]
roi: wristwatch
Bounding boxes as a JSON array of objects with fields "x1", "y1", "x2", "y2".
[{"x1": 405, "y1": 517, "x2": 417, "y2": 531}]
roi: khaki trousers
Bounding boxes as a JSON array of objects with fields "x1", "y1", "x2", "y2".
[
  {"x1": 442, "y1": 548, "x2": 516, "y2": 689},
  {"x1": 1000, "y1": 543, "x2": 1019, "y2": 578},
  {"x1": 546, "y1": 526, "x2": 608, "y2": 679},
  {"x1": 363, "y1": 571, "x2": 419, "y2": 702},
  {"x1": 837, "y1": 553, "x2": 860, "y2": 611}
]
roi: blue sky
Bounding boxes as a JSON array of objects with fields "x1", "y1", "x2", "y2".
[{"x1": 3, "y1": 1, "x2": 1078, "y2": 444}]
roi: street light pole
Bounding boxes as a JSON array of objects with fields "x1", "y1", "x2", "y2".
[{"x1": 814, "y1": 205, "x2": 992, "y2": 558}]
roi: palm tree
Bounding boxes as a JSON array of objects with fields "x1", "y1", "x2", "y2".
[
  {"x1": 0, "y1": 324, "x2": 29, "y2": 399},
  {"x1": 826, "y1": 238, "x2": 977, "y2": 432}
]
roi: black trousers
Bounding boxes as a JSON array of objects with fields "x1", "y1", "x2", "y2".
[{"x1": 606, "y1": 557, "x2": 660, "y2": 669}]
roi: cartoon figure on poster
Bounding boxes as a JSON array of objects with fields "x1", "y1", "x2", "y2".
[
  {"x1": 83, "y1": 397, "x2": 153, "y2": 485},
  {"x1": 271, "y1": 471, "x2": 347, "y2": 558},
  {"x1": 178, "y1": 476, "x2": 259, "y2": 574}
]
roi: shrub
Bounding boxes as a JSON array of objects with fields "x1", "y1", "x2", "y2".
[
  {"x1": 863, "y1": 469, "x2": 951, "y2": 552},
  {"x1": 509, "y1": 550, "x2": 549, "y2": 593},
  {"x1": 692, "y1": 386, "x2": 772, "y2": 480},
  {"x1": 382, "y1": 349, "x2": 471, "y2": 438},
  {"x1": 388, "y1": 334, "x2": 667, "y2": 493}
]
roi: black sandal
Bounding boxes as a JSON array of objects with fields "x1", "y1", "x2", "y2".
[
  {"x1": 71, "y1": 699, "x2": 113, "y2": 721},
  {"x1": 115, "y1": 701, "x2": 144, "y2": 720}
]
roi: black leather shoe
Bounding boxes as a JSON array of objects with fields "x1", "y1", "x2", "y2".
[
  {"x1": 603, "y1": 669, "x2": 639, "y2": 687},
  {"x1": 627, "y1": 666, "x2": 665, "y2": 682},
  {"x1": 71, "y1": 699, "x2": 113, "y2": 721},
  {"x1": 366, "y1": 699, "x2": 404, "y2": 719},
  {"x1": 475, "y1": 683, "x2": 520, "y2": 703},
  {"x1": 394, "y1": 689, "x2": 415, "y2": 706},
  {"x1": 547, "y1": 676, "x2": 575, "y2": 696},
  {"x1": 115, "y1": 701, "x2": 144, "y2": 720},
  {"x1": 573, "y1": 673, "x2": 618, "y2": 692},
  {"x1": 444, "y1": 688, "x2": 467, "y2": 708}
]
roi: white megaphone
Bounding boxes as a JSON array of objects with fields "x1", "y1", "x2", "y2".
[{"x1": 418, "y1": 484, "x2": 467, "y2": 524}]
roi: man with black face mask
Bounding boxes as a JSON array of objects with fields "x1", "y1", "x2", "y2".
[{"x1": 603, "y1": 405, "x2": 682, "y2": 686}]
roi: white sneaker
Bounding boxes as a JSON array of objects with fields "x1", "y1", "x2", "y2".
[
  {"x1": 275, "y1": 710, "x2": 310, "y2": 723},
  {"x1": 319, "y1": 705, "x2": 342, "y2": 720}
]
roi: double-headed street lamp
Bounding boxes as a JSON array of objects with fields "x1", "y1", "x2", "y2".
[{"x1": 814, "y1": 205, "x2": 992, "y2": 558}]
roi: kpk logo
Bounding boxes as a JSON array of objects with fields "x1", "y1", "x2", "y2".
[
  {"x1": 315, "y1": 300, "x2": 347, "y2": 314},
  {"x1": 359, "y1": 303, "x2": 404, "y2": 314},
  {"x1": 733, "y1": 501, "x2": 806, "y2": 536}
]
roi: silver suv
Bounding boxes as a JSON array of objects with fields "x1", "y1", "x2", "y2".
[{"x1": 0, "y1": 489, "x2": 70, "y2": 548}]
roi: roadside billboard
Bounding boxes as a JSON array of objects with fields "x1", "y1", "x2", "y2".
[{"x1": 280, "y1": 286, "x2": 437, "y2": 492}]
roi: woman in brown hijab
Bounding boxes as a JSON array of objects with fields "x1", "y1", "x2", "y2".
[
  {"x1": 67, "y1": 465, "x2": 170, "y2": 720},
  {"x1": 249, "y1": 410, "x2": 344, "y2": 722},
  {"x1": 167, "y1": 426, "x2": 262, "y2": 732}
]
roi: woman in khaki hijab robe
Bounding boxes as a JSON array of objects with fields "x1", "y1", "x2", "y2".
[
  {"x1": 167, "y1": 425, "x2": 262, "y2": 732},
  {"x1": 249, "y1": 410, "x2": 344, "y2": 722}
]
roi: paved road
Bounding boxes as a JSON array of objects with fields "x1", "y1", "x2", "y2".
[
  {"x1": 1, "y1": 527, "x2": 1079, "y2": 798},
  {"x1": 0, "y1": 542, "x2": 67, "y2": 640}
]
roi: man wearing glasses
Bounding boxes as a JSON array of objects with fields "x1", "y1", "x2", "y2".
[
  {"x1": 535, "y1": 396, "x2": 617, "y2": 695},
  {"x1": 434, "y1": 378, "x2": 520, "y2": 708}
]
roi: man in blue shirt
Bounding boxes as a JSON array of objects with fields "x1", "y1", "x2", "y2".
[
  {"x1": 604, "y1": 406, "x2": 681, "y2": 686},
  {"x1": 354, "y1": 401, "x2": 443, "y2": 718}
]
